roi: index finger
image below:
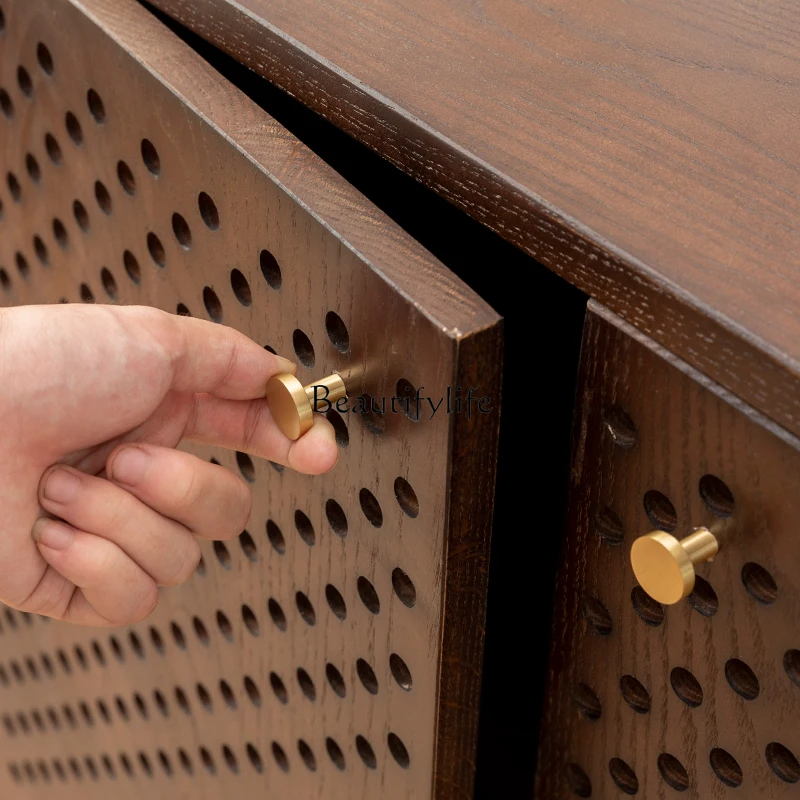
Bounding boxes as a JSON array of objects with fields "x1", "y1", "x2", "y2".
[{"x1": 126, "y1": 306, "x2": 296, "y2": 399}]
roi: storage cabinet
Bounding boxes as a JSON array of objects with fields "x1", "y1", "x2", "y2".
[
  {"x1": 535, "y1": 303, "x2": 800, "y2": 798},
  {"x1": 0, "y1": 1, "x2": 502, "y2": 797}
]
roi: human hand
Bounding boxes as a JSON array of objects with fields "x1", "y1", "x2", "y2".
[{"x1": 0, "y1": 303, "x2": 338, "y2": 627}]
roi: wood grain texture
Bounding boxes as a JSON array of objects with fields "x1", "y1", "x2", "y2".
[
  {"x1": 535, "y1": 302, "x2": 800, "y2": 799},
  {"x1": 0, "y1": 0, "x2": 502, "y2": 797},
  {"x1": 142, "y1": 0, "x2": 800, "y2": 441}
]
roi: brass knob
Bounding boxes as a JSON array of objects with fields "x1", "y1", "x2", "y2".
[
  {"x1": 630, "y1": 527, "x2": 719, "y2": 605},
  {"x1": 265, "y1": 372, "x2": 347, "y2": 440}
]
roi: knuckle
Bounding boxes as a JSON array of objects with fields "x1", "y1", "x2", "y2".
[
  {"x1": 119, "y1": 583, "x2": 159, "y2": 625},
  {"x1": 161, "y1": 539, "x2": 201, "y2": 587},
  {"x1": 172, "y1": 467, "x2": 201, "y2": 511},
  {"x1": 219, "y1": 479, "x2": 252, "y2": 539}
]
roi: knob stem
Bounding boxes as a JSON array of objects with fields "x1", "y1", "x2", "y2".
[
  {"x1": 304, "y1": 374, "x2": 347, "y2": 409},
  {"x1": 681, "y1": 528, "x2": 718, "y2": 565}
]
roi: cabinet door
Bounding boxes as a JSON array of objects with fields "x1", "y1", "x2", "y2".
[
  {"x1": 535, "y1": 302, "x2": 800, "y2": 799},
  {"x1": 0, "y1": 1, "x2": 503, "y2": 798}
]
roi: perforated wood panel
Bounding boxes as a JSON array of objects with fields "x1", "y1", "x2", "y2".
[
  {"x1": 535, "y1": 303, "x2": 800, "y2": 799},
  {"x1": 0, "y1": 1, "x2": 503, "y2": 797}
]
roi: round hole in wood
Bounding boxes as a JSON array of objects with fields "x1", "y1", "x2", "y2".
[
  {"x1": 766, "y1": 742, "x2": 800, "y2": 784},
  {"x1": 141, "y1": 139, "x2": 160, "y2": 175},
  {"x1": 153, "y1": 690, "x2": 168, "y2": 716},
  {"x1": 176, "y1": 303, "x2": 191, "y2": 316},
  {"x1": 25, "y1": 153, "x2": 40, "y2": 183},
  {"x1": 298, "y1": 740, "x2": 317, "y2": 771},
  {"x1": 356, "y1": 658, "x2": 378, "y2": 695},
  {"x1": 295, "y1": 591, "x2": 316, "y2": 626},
  {"x1": 85, "y1": 88, "x2": 105, "y2": 123},
  {"x1": 272, "y1": 742, "x2": 289, "y2": 773},
  {"x1": 199, "y1": 747, "x2": 215, "y2": 774},
  {"x1": 602, "y1": 405, "x2": 637, "y2": 448},
  {"x1": 73, "y1": 200, "x2": 89, "y2": 232},
  {"x1": 259, "y1": 249, "x2": 281, "y2": 289},
  {"x1": 359, "y1": 487, "x2": 383, "y2": 527},
  {"x1": 741, "y1": 562, "x2": 778, "y2": 604},
  {"x1": 100, "y1": 267, "x2": 117, "y2": 299},
  {"x1": 65, "y1": 111, "x2": 83, "y2": 145},
  {"x1": 192, "y1": 616, "x2": 209, "y2": 646},
  {"x1": 222, "y1": 747, "x2": 238, "y2": 774},
  {"x1": 94, "y1": 180, "x2": 111, "y2": 214},
  {"x1": 325, "y1": 310, "x2": 349, "y2": 353},
  {"x1": 33, "y1": 235, "x2": 48, "y2": 265},
  {"x1": 243, "y1": 676, "x2": 261, "y2": 707},
  {"x1": 215, "y1": 610, "x2": 232, "y2": 641},
  {"x1": 292, "y1": 328, "x2": 315, "y2": 367},
  {"x1": 0, "y1": 269, "x2": 10, "y2": 293},
  {"x1": 392, "y1": 567, "x2": 417, "y2": 607},
  {"x1": 709, "y1": 748, "x2": 742, "y2": 787},
  {"x1": 133, "y1": 693, "x2": 148, "y2": 719},
  {"x1": 265, "y1": 519, "x2": 285, "y2": 554},
  {"x1": 725, "y1": 658, "x2": 759, "y2": 700},
  {"x1": 356, "y1": 735, "x2": 377, "y2": 770},
  {"x1": 643, "y1": 489, "x2": 677, "y2": 532},
  {"x1": 784, "y1": 649, "x2": 800, "y2": 688},
  {"x1": 203, "y1": 286, "x2": 222, "y2": 322},
  {"x1": 17, "y1": 66, "x2": 32, "y2": 97},
  {"x1": 170, "y1": 622, "x2": 186, "y2": 650},
  {"x1": 326, "y1": 663, "x2": 346, "y2": 698},
  {"x1": 158, "y1": 750, "x2": 173, "y2": 776},
  {"x1": 0, "y1": 89, "x2": 14, "y2": 119},
  {"x1": 171, "y1": 212, "x2": 191, "y2": 248},
  {"x1": 213, "y1": 540, "x2": 231, "y2": 569},
  {"x1": 356, "y1": 393, "x2": 386, "y2": 435},
  {"x1": 584, "y1": 597, "x2": 612, "y2": 635},
  {"x1": 268, "y1": 598, "x2": 287, "y2": 631},
  {"x1": 390, "y1": 653, "x2": 412, "y2": 691},
  {"x1": 594, "y1": 506, "x2": 625, "y2": 545},
  {"x1": 698, "y1": 474, "x2": 735, "y2": 517},
  {"x1": 44, "y1": 133, "x2": 61, "y2": 164},
  {"x1": 357, "y1": 576, "x2": 380, "y2": 614},
  {"x1": 122, "y1": 250, "x2": 140, "y2": 284},
  {"x1": 620, "y1": 675, "x2": 651, "y2": 714},
  {"x1": 178, "y1": 748, "x2": 193, "y2": 774},
  {"x1": 609, "y1": 757, "x2": 638, "y2": 795},
  {"x1": 239, "y1": 530, "x2": 257, "y2": 561},
  {"x1": 325, "y1": 584, "x2": 347, "y2": 621},
  {"x1": 79, "y1": 283, "x2": 94, "y2": 303},
  {"x1": 219, "y1": 680, "x2": 236, "y2": 710},
  {"x1": 198, "y1": 191, "x2": 219, "y2": 229},
  {"x1": 129, "y1": 631, "x2": 144, "y2": 659},
  {"x1": 196, "y1": 682, "x2": 213, "y2": 712},
  {"x1": 231, "y1": 451, "x2": 255, "y2": 483},
  {"x1": 671, "y1": 667, "x2": 703, "y2": 708},
  {"x1": 230, "y1": 268, "x2": 251, "y2": 306},
  {"x1": 246, "y1": 744, "x2": 263, "y2": 774},
  {"x1": 36, "y1": 43, "x2": 54, "y2": 75},
  {"x1": 116, "y1": 161, "x2": 134, "y2": 194},
  {"x1": 294, "y1": 510, "x2": 315, "y2": 546},
  {"x1": 146, "y1": 232, "x2": 165, "y2": 266},
  {"x1": 394, "y1": 476, "x2": 419, "y2": 518},
  {"x1": 297, "y1": 668, "x2": 316, "y2": 701},
  {"x1": 631, "y1": 585, "x2": 664, "y2": 627},
  {"x1": 7, "y1": 171, "x2": 21, "y2": 201},
  {"x1": 388, "y1": 733, "x2": 410, "y2": 769},
  {"x1": 149, "y1": 626, "x2": 165, "y2": 654},
  {"x1": 687, "y1": 575, "x2": 718, "y2": 616},
  {"x1": 396, "y1": 377, "x2": 421, "y2": 421},
  {"x1": 326, "y1": 408, "x2": 349, "y2": 447},
  {"x1": 269, "y1": 672, "x2": 288, "y2": 704},
  {"x1": 325, "y1": 499, "x2": 348, "y2": 536},
  {"x1": 326, "y1": 738, "x2": 346, "y2": 771},
  {"x1": 242, "y1": 604, "x2": 260, "y2": 636},
  {"x1": 658, "y1": 753, "x2": 689, "y2": 792},
  {"x1": 571, "y1": 683, "x2": 601, "y2": 720}
]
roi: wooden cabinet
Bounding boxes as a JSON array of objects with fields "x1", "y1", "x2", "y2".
[
  {"x1": 0, "y1": 1, "x2": 502, "y2": 798},
  {"x1": 535, "y1": 303, "x2": 800, "y2": 798}
]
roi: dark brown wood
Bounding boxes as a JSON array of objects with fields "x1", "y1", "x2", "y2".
[
  {"x1": 0, "y1": 0, "x2": 502, "y2": 797},
  {"x1": 144, "y1": 0, "x2": 800, "y2": 441},
  {"x1": 535, "y1": 302, "x2": 800, "y2": 798}
]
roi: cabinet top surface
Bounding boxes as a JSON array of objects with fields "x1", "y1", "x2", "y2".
[{"x1": 152, "y1": 0, "x2": 800, "y2": 415}]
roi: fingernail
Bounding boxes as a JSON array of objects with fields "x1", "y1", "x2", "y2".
[
  {"x1": 32, "y1": 519, "x2": 73, "y2": 550},
  {"x1": 42, "y1": 468, "x2": 81, "y2": 504},
  {"x1": 274, "y1": 356, "x2": 296, "y2": 374},
  {"x1": 109, "y1": 446, "x2": 150, "y2": 486}
]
